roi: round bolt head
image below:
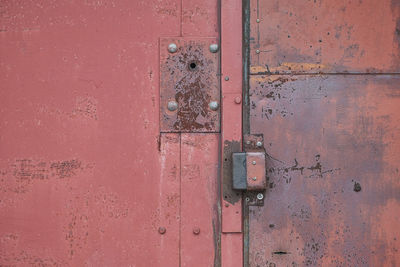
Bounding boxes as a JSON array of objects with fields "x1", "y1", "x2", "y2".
[
  {"x1": 158, "y1": 226, "x2": 166, "y2": 234},
  {"x1": 234, "y1": 96, "x2": 242, "y2": 104},
  {"x1": 209, "y1": 43, "x2": 219, "y2": 53},
  {"x1": 257, "y1": 193, "x2": 264, "y2": 200},
  {"x1": 256, "y1": 141, "x2": 263, "y2": 147},
  {"x1": 256, "y1": 18, "x2": 260, "y2": 23},
  {"x1": 193, "y1": 227, "x2": 200, "y2": 235},
  {"x1": 252, "y1": 161, "x2": 256, "y2": 165},
  {"x1": 224, "y1": 76, "x2": 229, "y2": 81},
  {"x1": 252, "y1": 177, "x2": 257, "y2": 181},
  {"x1": 256, "y1": 49, "x2": 260, "y2": 54},
  {"x1": 167, "y1": 100, "x2": 178, "y2": 111},
  {"x1": 168, "y1": 43, "x2": 177, "y2": 53},
  {"x1": 209, "y1": 101, "x2": 219, "y2": 111}
]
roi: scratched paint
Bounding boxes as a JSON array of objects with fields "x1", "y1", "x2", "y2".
[
  {"x1": 248, "y1": 75, "x2": 400, "y2": 266},
  {"x1": 250, "y1": 0, "x2": 400, "y2": 73}
]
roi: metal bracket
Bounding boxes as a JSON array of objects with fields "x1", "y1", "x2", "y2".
[
  {"x1": 232, "y1": 134, "x2": 267, "y2": 206},
  {"x1": 232, "y1": 152, "x2": 267, "y2": 191},
  {"x1": 160, "y1": 37, "x2": 220, "y2": 133}
]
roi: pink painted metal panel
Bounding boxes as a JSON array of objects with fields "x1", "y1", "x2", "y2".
[
  {"x1": 182, "y1": 0, "x2": 219, "y2": 37},
  {"x1": 0, "y1": 0, "x2": 182, "y2": 265},
  {"x1": 157, "y1": 134, "x2": 181, "y2": 266},
  {"x1": 181, "y1": 134, "x2": 219, "y2": 266}
]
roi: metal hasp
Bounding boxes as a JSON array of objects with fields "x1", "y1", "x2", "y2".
[
  {"x1": 160, "y1": 38, "x2": 220, "y2": 132},
  {"x1": 232, "y1": 152, "x2": 267, "y2": 191}
]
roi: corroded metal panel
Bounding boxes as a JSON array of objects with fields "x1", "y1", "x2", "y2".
[
  {"x1": 250, "y1": 0, "x2": 400, "y2": 74},
  {"x1": 248, "y1": 75, "x2": 400, "y2": 266},
  {"x1": 160, "y1": 37, "x2": 220, "y2": 133}
]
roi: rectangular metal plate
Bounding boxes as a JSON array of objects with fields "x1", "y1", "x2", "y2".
[
  {"x1": 246, "y1": 152, "x2": 267, "y2": 190},
  {"x1": 232, "y1": 152, "x2": 247, "y2": 190},
  {"x1": 160, "y1": 37, "x2": 220, "y2": 132}
]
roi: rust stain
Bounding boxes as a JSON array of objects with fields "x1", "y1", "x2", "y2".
[
  {"x1": 160, "y1": 38, "x2": 219, "y2": 132},
  {"x1": 251, "y1": 63, "x2": 329, "y2": 74}
]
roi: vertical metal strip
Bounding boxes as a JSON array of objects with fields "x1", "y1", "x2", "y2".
[
  {"x1": 242, "y1": 1, "x2": 251, "y2": 264},
  {"x1": 221, "y1": 0, "x2": 244, "y2": 266}
]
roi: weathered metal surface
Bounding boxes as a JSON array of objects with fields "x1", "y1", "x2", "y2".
[
  {"x1": 221, "y1": 0, "x2": 243, "y2": 265},
  {"x1": 250, "y1": 0, "x2": 400, "y2": 74},
  {"x1": 160, "y1": 37, "x2": 220, "y2": 133},
  {"x1": 246, "y1": 152, "x2": 266, "y2": 191},
  {"x1": 243, "y1": 134, "x2": 264, "y2": 152},
  {"x1": 248, "y1": 75, "x2": 400, "y2": 266},
  {"x1": 0, "y1": 0, "x2": 220, "y2": 266},
  {"x1": 181, "y1": 134, "x2": 219, "y2": 266}
]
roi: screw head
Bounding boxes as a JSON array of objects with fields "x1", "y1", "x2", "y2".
[
  {"x1": 252, "y1": 177, "x2": 257, "y2": 181},
  {"x1": 167, "y1": 101, "x2": 178, "y2": 111},
  {"x1": 224, "y1": 76, "x2": 229, "y2": 81},
  {"x1": 246, "y1": 140, "x2": 251, "y2": 145},
  {"x1": 234, "y1": 96, "x2": 241, "y2": 104},
  {"x1": 168, "y1": 43, "x2": 177, "y2": 53},
  {"x1": 257, "y1": 193, "x2": 264, "y2": 200},
  {"x1": 256, "y1": 141, "x2": 263, "y2": 148},
  {"x1": 256, "y1": 49, "x2": 260, "y2": 54},
  {"x1": 252, "y1": 161, "x2": 256, "y2": 165},
  {"x1": 256, "y1": 18, "x2": 260, "y2": 23},
  {"x1": 193, "y1": 227, "x2": 200, "y2": 235},
  {"x1": 209, "y1": 101, "x2": 219, "y2": 111},
  {"x1": 158, "y1": 226, "x2": 166, "y2": 234},
  {"x1": 209, "y1": 43, "x2": 219, "y2": 53}
]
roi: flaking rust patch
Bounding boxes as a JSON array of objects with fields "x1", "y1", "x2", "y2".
[
  {"x1": 250, "y1": 63, "x2": 329, "y2": 74},
  {"x1": 160, "y1": 38, "x2": 220, "y2": 132}
]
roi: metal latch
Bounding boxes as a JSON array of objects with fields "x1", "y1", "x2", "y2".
[{"x1": 232, "y1": 152, "x2": 267, "y2": 190}]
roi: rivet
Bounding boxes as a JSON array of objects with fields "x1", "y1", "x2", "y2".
[
  {"x1": 193, "y1": 227, "x2": 200, "y2": 235},
  {"x1": 168, "y1": 43, "x2": 177, "y2": 53},
  {"x1": 256, "y1": 141, "x2": 263, "y2": 147},
  {"x1": 246, "y1": 140, "x2": 251, "y2": 145},
  {"x1": 256, "y1": 49, "x2": 260, "y2": 54},
  {"x1": 234, "y1": 96, "x2": 241, "y2": 104},
  {"x1": 256, "y1": 18, "x2": 260, "y2": 23},
  {"x1": 158, "y1": 227, "x2": 166, "y2": 234},
  {"x1": 257, "y1": 193, "x2": 264, "y2": 200},
  {"x1": 225, "y1": 76, "x2": 229, "y2": 81},
  {"x1": 167, "y1": 100, "x2": 178, "y2": 111},
  {"x1": 209, "y1": 43, "x2": 219, "y2": 53},
  {"x1": 209, "y1": 101, "x2": 219, "y2": 111},
  {"x1": 252, "y1": 161, "x2": 256, "y2": 165},
  {"x1": 252, "y1": 177, "x2": 257, "y2": 181}
]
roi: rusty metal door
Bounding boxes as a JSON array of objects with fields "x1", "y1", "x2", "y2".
[
  {"x1": 0, "y1": 1, "x2": 239, "y2": 266},
  {"x1": 244, "y1": 0, "x2": 400, "y2": 266}
]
